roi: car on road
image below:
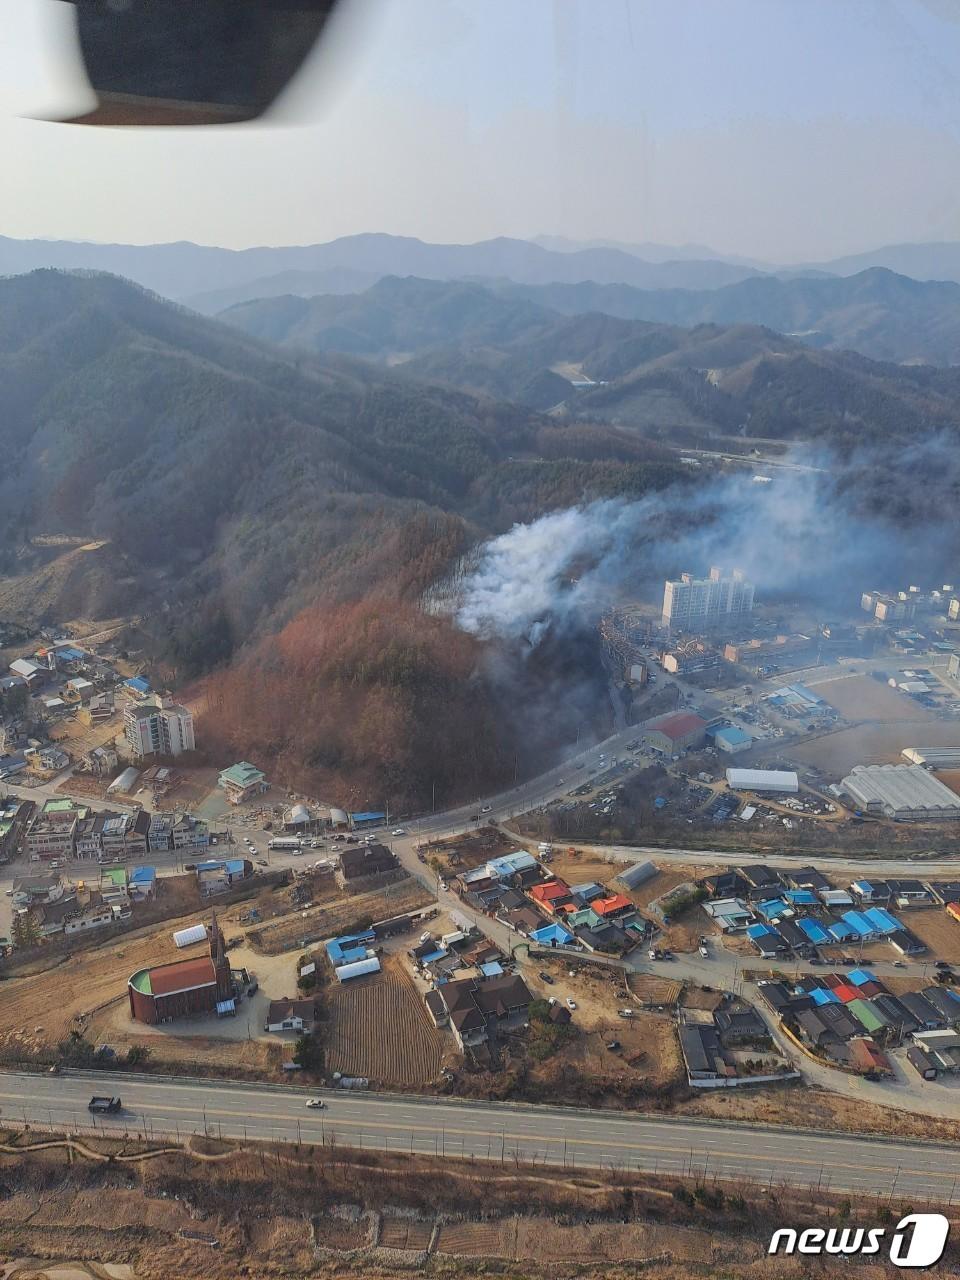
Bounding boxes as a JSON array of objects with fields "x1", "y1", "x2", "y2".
[
  {"x1": 480, "y1": 805, "x2": 491, "y2": 813},
  {"x1": 538, "y1": 971, "x2": 554, "y2": 985},
  {"x1": 565, "y1": 997, "x2": 576, "y2": 1010},
  {"x1": 305, "y1": 1098, "x2": 325, "y2": 1109},
  {"x1": 184, "y1": 863, "x2": 197, "y2": 871},
  {"x1": 935, "y1": 960, "x2": 953, "y2": 969},
  {"x1": 618, "y1": 1008, "x2": 634, "y2": 1018},
  {"x1": 469, "y1": 814, "x2": 480, "y2": 822},
  {"x1": 892, "y1": 960, "x2": 906, "y2": 968},
  {"x1": 391, "y1": 828, "x2": 406, "y2": 836},
  {"x1": 256, "y1": 858, "x2": 268, "y2": 867}
]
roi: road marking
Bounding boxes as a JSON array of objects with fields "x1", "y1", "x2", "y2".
[{"x1": 6, "y1": 1093, "x2": 954, "y2": 1183}]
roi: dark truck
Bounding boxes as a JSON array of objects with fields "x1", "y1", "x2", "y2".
[{"x1": 88, "y1": 1095, "x2": 122, "y2": 1114}]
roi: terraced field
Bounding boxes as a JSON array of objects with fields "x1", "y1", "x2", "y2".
[{"x1": 325, "y1": 957, "x2": 445, "y2": 1085}]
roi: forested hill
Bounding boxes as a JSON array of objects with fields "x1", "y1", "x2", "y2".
[
  {"x1": 484, "y1": 268, "x2": 960, "y2": 366},
  {"x1": 0, "y1": 269, "x2": 682, "y2": 653},
  {"x1": 221, "y1": 275, "x2": 960, "y2": 445}
]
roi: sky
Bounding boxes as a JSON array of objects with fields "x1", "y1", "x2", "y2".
[{"x1": 2, "y1": 0, "x2": 960, "y2": 260}]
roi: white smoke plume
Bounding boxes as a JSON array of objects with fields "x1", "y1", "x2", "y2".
[{"x1": 454, "y1": 447, "x2": 959, "y2": 644}]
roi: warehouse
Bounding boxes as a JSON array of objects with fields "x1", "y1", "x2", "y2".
[
  {"x1": 726, "y1": 768, "x2": 799, "y2": 794},
  {"x1": 129, "y1": 916, "x2": 232, "y2": 1024},
  {"x1": 614, "y1": 860, "x2": 657, "y2": 890},
  {"x1": 902, "y1": 747, "x2": 960, "y2": 767},
  {"x1": 641, "y1": 711, "x2": 708, "y2": 754},
  {"x1": 841, "y1": 764, "x2": 960, "y2": 821},
  {"x1": 708, "y1": 725, "x2": 752, "y2": 754}
]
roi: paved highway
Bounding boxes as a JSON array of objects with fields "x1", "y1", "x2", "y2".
[{"x1": 1, "y1": 1069, "x2": 958, "y2": 1200}]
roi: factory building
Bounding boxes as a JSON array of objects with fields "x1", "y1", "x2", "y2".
[
  {"x1": 641, "y1": 711, "x2": 708, "y2": 754},
  {"x1": 902, "y1": 747, "x2": 960, "y2": 767},
  {"x1": 709, "y1": 725, "x2": 752, "y2": 754},
  {"x1": 841, "y1": 765, "x2": 960, "y2": 822},
  {"x1": 726, "y1": 768, "x2": 799, "y2": 794},
  {"x1": 128, "y1": 914, "x2": 233, "y2": 1024},
  {"x1": 661, "y1": 566, "x2": 754, "y2": 632}
]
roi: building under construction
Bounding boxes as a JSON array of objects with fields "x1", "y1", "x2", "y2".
[{"x1": 599, "y1": 606, "x2": 659, "y2": 682}]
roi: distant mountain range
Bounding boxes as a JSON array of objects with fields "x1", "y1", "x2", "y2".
[
  {"x1": 6, "y1": 231, "x2": 960, "y2": 323},
  {"x1": 219, "y1": 275, "x2": 960, "y2": 445},
  {"x1": 483, "y1": 268, "x2": 960, "y2": 366}
]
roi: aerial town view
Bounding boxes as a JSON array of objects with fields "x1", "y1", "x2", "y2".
[{"x1": 3, "y1": 3, "x2": 960, "y2": 1278}]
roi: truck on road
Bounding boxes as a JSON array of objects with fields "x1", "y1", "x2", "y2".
[{"x1": 88, "y1": 1096, "x2": 122, "y2": 1113}]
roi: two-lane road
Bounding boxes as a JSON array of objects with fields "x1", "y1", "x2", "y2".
[{"x1": 2, "y1": 1070, "x2": 957, "y2": 1200}]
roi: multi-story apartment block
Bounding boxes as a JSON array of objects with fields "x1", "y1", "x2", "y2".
[
  {"x1": 23, "y1": 798, "x2": 83, "y2": 861},
  {"x1": 123, "y1": 700, "x2": 195, "y2": 759},
  {"x1": 661, "y1": 567, "x2": 755, "y2": 632}
]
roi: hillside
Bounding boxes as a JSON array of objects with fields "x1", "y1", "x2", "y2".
[
  {"x1": 0, "y1": 270, "x2": 689, "y2": 804},
  {"x1": 488, "y1": 269, "x2": 960, "y2": 365},
  {"x1": 222, "y1": 276, "x2": 960, "y2": 443}
]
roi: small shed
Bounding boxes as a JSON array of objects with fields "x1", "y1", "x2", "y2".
[
  {"x1": 614, "y1": 860, "x2": 657, "y2": 890},
  {"x1": 173, "y1": 924, "x2": 208, "y2": 949}
]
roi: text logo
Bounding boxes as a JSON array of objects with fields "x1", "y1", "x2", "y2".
[{"x1": 768, "y1": 1214, "x2": 949, "y2": 1269}]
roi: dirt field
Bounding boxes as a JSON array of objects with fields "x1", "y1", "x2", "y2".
[
  {"x1": 325, "y1": 956, "x2": 446, "y2": 1086},
  {"x1": 249, "y1": 880, "x2": 432, "y2": 955},
  {"x1": 3, "y1": 1135, "x2": 929, "y2": 1280},
  {"x1": 50, "y1": 712, "x2": 124, "y2": 761},
  {"x1": 0, "y1": 893, "x2": 259, "y2": 1057},
  {"x1": 792, "y1": 720, "x2": 960, "y2": 775},
  {"x1": 564, "y1": 1013, "x2": 684, "y2": 1089},
  {"x1": 813, "y1": 674, "x2": 937, "y2": 722},
  {"x1": 897, "y1": 907, "x2": 960, "y2": 964}
]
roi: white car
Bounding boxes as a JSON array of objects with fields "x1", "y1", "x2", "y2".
[
  {"x1": 305, "y1": 1098, "x2": 325, "y2": 1109},
  {"x1": 391, "y1": 828, "x2": 406, "y2": 836},
  {"x1": 480, "y1": 805, "x2": 491, "y2": 813},
  {"x1": 438, "y1": 879, "x2": 448, "y2": 892},
  {"x1": 565, "y1": 997, "x2": 577, "y2": 1010}
]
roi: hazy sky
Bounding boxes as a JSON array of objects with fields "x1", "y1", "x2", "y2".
[{"x1": 3, "y1": 0, "x2": 960, "y2": 260}]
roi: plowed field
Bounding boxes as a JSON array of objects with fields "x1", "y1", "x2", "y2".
[{"x1": 325, "y1": 957, "x2": 445, "y2": 1085}]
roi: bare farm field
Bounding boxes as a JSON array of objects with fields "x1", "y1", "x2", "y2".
[
  {"x1": 792, "y1": 721, "x2": 960, "y2": 775},
  {"x1": 813, "y1": 674, "x2": 936, "y2": 722},
  {"x1": 249, "y1": 879, "x2": 433, "y2": 955},
  {"x1": 897, "y1": 907, "x2": 960, "y2": 964},
  {"x1": 324, "y1": 956, "x2": 446, "y2": 1086}
]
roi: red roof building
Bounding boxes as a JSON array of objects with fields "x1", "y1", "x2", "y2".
[
  {"x1": 528, "y1": 880, "x2": 572, "y2": 913},
  {"x1": 643, "y1": 712, "x2": 708, "y2": 752},
  {"x1": 128, "y1": 914, "x2": 232, "y2": 1024},
  {"x1": 833, "y1": 984, "x2": 858, "y2": 1003},
  {"x1": 592, "y1": 893, "x2": 633, "y2": 918}
]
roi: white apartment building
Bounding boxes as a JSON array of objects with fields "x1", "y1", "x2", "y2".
[
  {"x1": 661, "y1": 566, "x2": 755, "y2": 632},
  {"x1": 123, "y1": 700, "x2": 195, "y2": 759}
]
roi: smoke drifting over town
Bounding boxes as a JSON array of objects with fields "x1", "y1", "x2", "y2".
[{"x1": 455, "y1": 445, "x2": 960, "y2": 646}]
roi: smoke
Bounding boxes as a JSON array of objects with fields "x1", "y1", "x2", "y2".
[{"x1": 454, "y1": 441, "x2": 960, "y2": 644}]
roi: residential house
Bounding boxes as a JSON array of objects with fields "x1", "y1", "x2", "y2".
[
  {"x1": 702, "y1": 897, "x2": 752, "y2": 931},
  {"x1": 785, "y1": 866, "x2": 831, "y2": 892},
  {"x1": 265, "y1": 998, "x2": 317, "y2": 1034},
  {"x1": 746, "y1": 923, "x2": 787, "y2": 956},
  {"x1": 885, "y1": 879, "x2": 934, "y2": 906},
  {"x1": 528, "y1": 879, "x2": 573, "y2": 914},
  {"x1": 714, "y1": 1006, "x2": 767, "y2": 1044},
  {"x1": 679, "y1": 1023, "x2": 729, "y2": 1080},
  {"x1": 86, "y1": 744, "x2": 119, "y2": 778},
  {"x1": 737, "y1": 864, "x2": 783, "y2": 898},
  {"x1": 218, "y1": 761, "x2": 267, "y2": 805},
  {"x1": 336, "y1": 844, "x2": 402, "y2": 891},
  {"x1": 898, "y1": 991, "x2": 946, "y2": 1030},
  {"x1": 428, "y1": 974, "x2": 532, "y2": 1050},
  {"x1": 699, "y1": 870, "x2": 748, "y2": 899},
  {"x1": 920, "y1": 986, "x2": 960, "y2": 1025}
]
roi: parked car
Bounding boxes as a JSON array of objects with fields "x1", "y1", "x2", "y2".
[
  {"x1": 391, "y1": 828, "x2": 406, "y2": 836},
  {"x1": 256, "y1": 858, "x2": 268, "y2": 867},
  {"x1": 565, "y1": 997, "x2": 577, "y2": 1010},
  {"x1": 480, "y1": 805, "x2": 491, "y2": 813},
  {"x1": 438, "y1": 879, "x2": 448, "y2": 892},
  {"x1": 538, "y1": 971, "x2": 554, "y2": 985},
  {"x1": 618, "y1": 1008, "x2": 635, "y2": 1018},
  {"x1": 305, "y1": 1098, "x2": 325, "y2": 1109},
  {"x1": 606, "y1": 1040, "x2": 621, "y2": 1051},
  {"x1": 184, "y1": 863, "x2": 197, "y2": 871},
  {"x1": 935, "y1": 960, "x2": 953, "y2": 970}
]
